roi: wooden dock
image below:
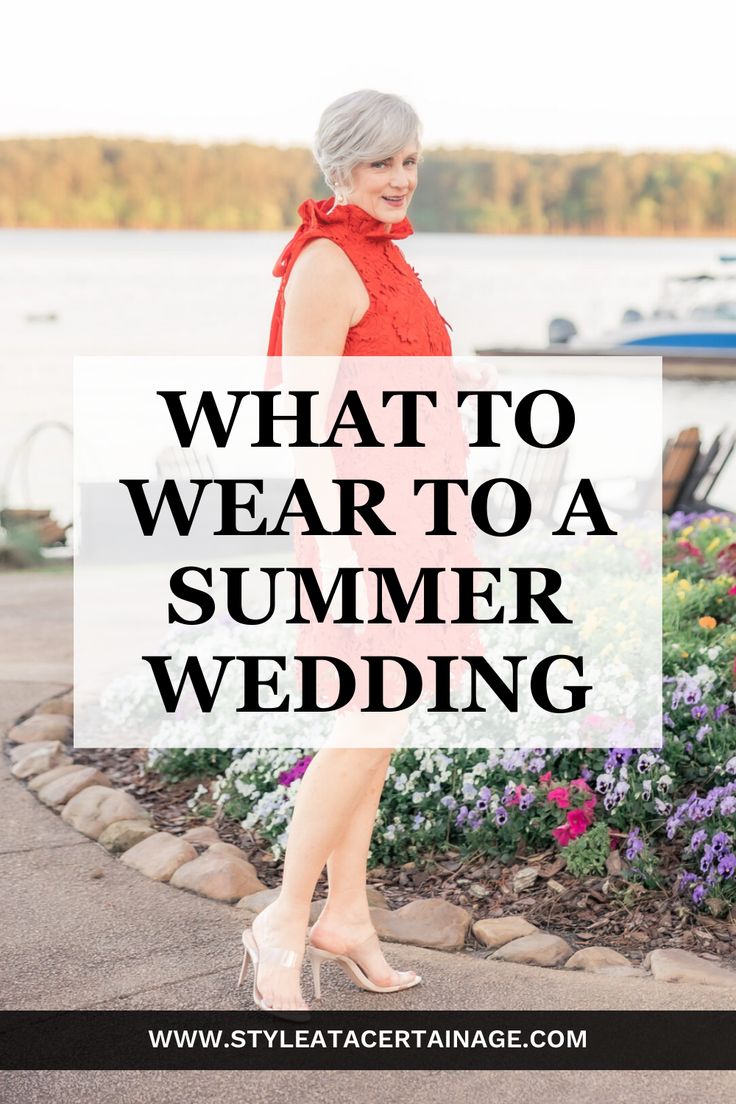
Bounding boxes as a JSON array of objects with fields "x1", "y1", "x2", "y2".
[{"x1": 474, "y1": 348, "x2": 736, "y2": 381}]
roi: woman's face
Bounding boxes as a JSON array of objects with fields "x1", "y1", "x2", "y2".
[{"x1": 345, "y1": 142, "x2": 420, "y2": 224}]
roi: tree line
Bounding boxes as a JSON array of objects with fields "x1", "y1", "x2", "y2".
[{"x1": 1, "y1": 136, "x2": 735, "y2": 234}]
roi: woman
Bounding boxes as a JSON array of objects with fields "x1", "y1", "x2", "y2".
[{"x1": 239, "y1": 89, "x2": 460, "y2": 1014}]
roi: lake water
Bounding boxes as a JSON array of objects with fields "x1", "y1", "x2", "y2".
[{"x1": 1, "y1": 228, "x2": 735, "y2": 523}]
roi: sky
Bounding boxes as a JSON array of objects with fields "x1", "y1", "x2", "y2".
[{"x1": 2, "y1": 0, "x2": 734, "y2": 153}]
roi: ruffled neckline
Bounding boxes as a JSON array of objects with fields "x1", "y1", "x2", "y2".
[{"x1": 296, "y1": 197, "x2": 414, "y2": 241}]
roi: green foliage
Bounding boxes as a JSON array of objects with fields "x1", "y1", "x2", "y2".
[
  {"x1": 0, "y1": 137, "x2": 321, "y2": 230},
  {"x1": 2, "y1": 138, "x2": 735, "y2": 233},
  {"x1": 149, "y1": 747, "x2": 232, "y2": 783},
  {"x1": 624, "y1": 837, "x2": 664, "y2": 891},
  {"x1": 562, "y1": 821, "x2": 611, "y2": 878}
]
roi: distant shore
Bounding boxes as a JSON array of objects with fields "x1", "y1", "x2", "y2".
[
  {"x1": 3, "y1": 225, "x2": 736, "y2": 240},
  {"x1": 3, "y1": 136, "x2": 735, "y2": 236}
]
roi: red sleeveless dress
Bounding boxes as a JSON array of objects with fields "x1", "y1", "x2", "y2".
[
  {"x1": 266, "y1": 197, "x2": 452, "y2": 376},
  {"x1": 265, "y1": 198, "x2": 480, "y2": 716}
]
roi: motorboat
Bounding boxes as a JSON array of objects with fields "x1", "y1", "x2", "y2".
[{"x1": 549, "y1": 254, "x2": 736, "y2": 356}]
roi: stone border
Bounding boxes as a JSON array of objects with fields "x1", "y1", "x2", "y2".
[{"x1": 5, "y1": 689, "x2": 736, "y2": 990}]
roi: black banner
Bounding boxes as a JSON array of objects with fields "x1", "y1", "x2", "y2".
[{"x1": 0, "y1": 1011, "x2": 734, "y2": 1070}]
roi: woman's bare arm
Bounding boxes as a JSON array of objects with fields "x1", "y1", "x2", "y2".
[
  {"x1": 282, "y1": 238, "x2": 368, "y2": 356},
  {"x1": 280, "y1": 239, "x2": 369, "y2": 567}
]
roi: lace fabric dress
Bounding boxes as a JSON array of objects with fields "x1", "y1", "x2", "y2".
[
  {"x1": 266, "y1": 197, "x2": 453, "y2": 367},
  {"x1": 266, "y1": 198, "x2": 481, "y2": 710}
]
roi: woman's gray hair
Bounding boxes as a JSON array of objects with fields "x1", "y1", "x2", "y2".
[{"x1": 315, "y1": 90, "x2": 422, "y2": 195}]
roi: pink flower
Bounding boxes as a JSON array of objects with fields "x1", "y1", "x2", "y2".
[
  {"x1": 552, "y1": 823, "x2": 572, "y2": 847},
  {"x1": 570, "y1": 777, "x2": 592, "y2": 793},
  {"x1": 539, "y1": 770, "x2": 553, "y2": 785},
  {"x1": 673, "y1": 539, "x2": 703, "y2": 562},
  {"x1": 546, "y1": 786, "x2": 571, "y2": 809},
  {"x1": 728, "y1": 584, "x2": 736, "y2": 597},
  {"x1": 566, "y1": 808, "x2": 590, "y2": 839},
  {"x1": 716, "y1": 543, "x2": 736, "y2": 576},
  {"x1": 582, "y1": 796, "x2": 597, "y2": 823},
  {"x1": 507, "y1": 783, "x2": 527, "y2": 807}
]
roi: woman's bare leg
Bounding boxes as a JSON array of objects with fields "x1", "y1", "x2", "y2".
[
  {"x1": 309, "y1": 743, "x2": 419, "y2": 986},
  {"x1": 250, "y1": 711, "x2": 408, "y2": 1009}
]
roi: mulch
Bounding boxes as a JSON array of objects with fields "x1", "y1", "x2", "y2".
[{"x1": 72, "y1": 746, "x2": 736, "y2": 966}]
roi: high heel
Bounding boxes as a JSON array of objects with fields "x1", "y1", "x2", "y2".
[
  {"x1": 238, "y1": 928, "x2": 311, "y2": 1022},
  {"x1": 306, "y1": 928, "x2": 422, "y2": 996}
]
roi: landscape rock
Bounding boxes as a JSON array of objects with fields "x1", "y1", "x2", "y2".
[
  {"x1": 565, "y1": 946, "x2": 633, "y2": 973},
  {"x1": 235, "y1": 887, "x2": 281, "y2": 917},
  {"x1": 9, "y1": 740, "x2": 65, "y2": 765},
  {"x1": 181, "y1": 826, "x2": 220, "y2": 846},
  {"x1": 28, "y1": 764, "x2": 83, "y2": 792},
  {"x1": 34, "y1": 693, "x2": 74, "y2": 719},
  {"x1": 207, "y1": 841, "x2": 257, "y2": 867},
  {"x1": 61, "y1": 785, "x2": 151, "y2": 839},
  {"x1": 170, "y1": 853, "x2": 267, "y2": 902},
  {"x1": 97, "y1": 819, "x2": 158, "y2": 853},
  {"x1": 644, "y1": 948, "x2": 736, "y2": 988},
  {"x1": 11, "y1": 746, "x2": 72, "y2": 779},
  {"x1": 36, "y1": 767, "x2": 111, "y2": 808},
  {"x1": 597, "y1": 965, "x2": 648, "y2": 978},
  {"x1": 369, "y1": 898, "x2": 470, "y2": 951},
  {"x1": 366, "y1": 885, "x2": 388, "y2": 910},
  {"x1": 121, "y1": 832, "x2": 197, "y2": 881},
  {"x1": 512, "y1": 866, "x2": 539, "y2": 893},
  {"x1": 473, "y1": 916, "x2": 539, "y2": 949},
  {"x1": 491, "y1": 932, "x2": 573, "y2": 967},
  {"x1": 7, "y1": 714, "x2": 73, "y2": 745}
]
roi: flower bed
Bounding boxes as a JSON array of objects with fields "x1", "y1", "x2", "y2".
[{"x1": 151, "y1": 510, "x2": 736, "y2": 922}]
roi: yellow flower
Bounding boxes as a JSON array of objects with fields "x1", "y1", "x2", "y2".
[
  {"x1": 677, "y1": 578, "x2": 692, "y2": 591},
  {"x1": 698, "y1": 615, "x2": 717, "y2": 630},
  {"x1": 681, "y1": 651, "x2": 689, "y2": 658},
  {"x1": 698, "y1": 518, "x2": 711, "y2": 529},
  {"x1": 681, "y1": 525, "x2": 694, "y2": 536},
  {"x1": 706, "y1": 536, "x2": 721, "y2": 553},
  {"x1": 663, "y1": 570, "x2": 679, "y2": 584}
]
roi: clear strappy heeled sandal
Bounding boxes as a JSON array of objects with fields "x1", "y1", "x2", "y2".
[
  {"x1": 306, "y1": 927, "x2": 422, "y2": 997},
  {"x1": 238, "y1": 928, "x2": 311, "y2": 1021}
]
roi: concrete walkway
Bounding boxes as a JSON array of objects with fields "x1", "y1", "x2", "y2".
[{"x1": 1, "y1": 568, "x2": 735, "y2": 1102}]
